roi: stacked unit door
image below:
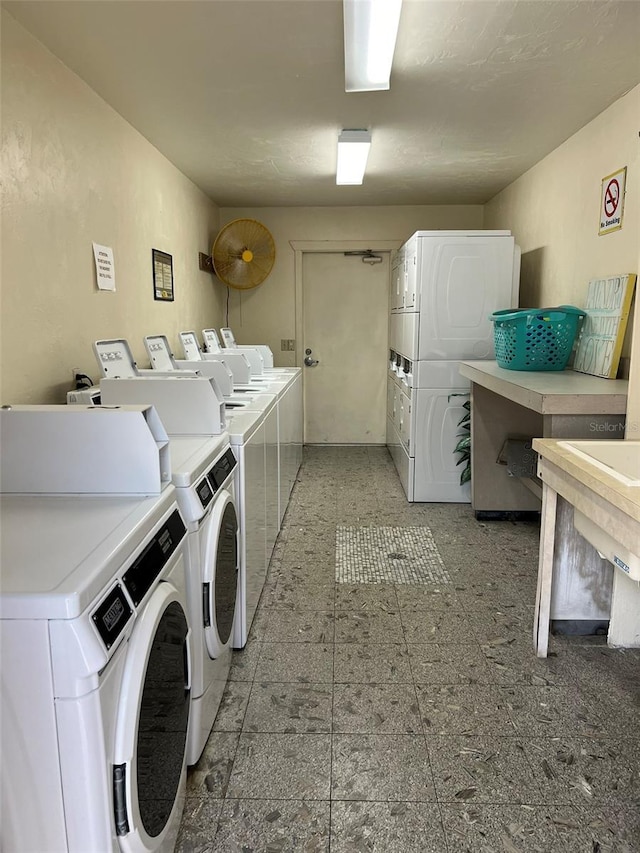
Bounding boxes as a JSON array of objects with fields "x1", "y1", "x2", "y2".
[
  {"x1": 415, "y1": 235, "x2": 516, "y2": 359},
  {"x1": 411, "y1": 389, "x2": 470, "y2": 502}
]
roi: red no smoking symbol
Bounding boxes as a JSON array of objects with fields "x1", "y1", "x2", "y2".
[{"x1": 604, "y1": 179, "x2": 620, "y2": 217}]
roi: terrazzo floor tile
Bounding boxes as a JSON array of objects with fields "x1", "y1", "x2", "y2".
[
  {"x1": 502, "y1": 685, "x2": 606, "y2": 737},
  {"x1": 268, "y1": 580, "x2": 335, "y2": 611},
  {"x1": 408, "y1": 643, "x2": 491, "y2": 685},
  {"x1": 247, "y1": 609, "x2": 270, "y2": 642},
  {"x1": 262, "y1": 610, "x2": 334, "y2": 644},
  {"x1": 330, "y1": 801, "x2": 446, "y2": 852},
  {"x1": 561, "y1": 644, "x2": 640, "y2": 688},
  {"x1": 440, "y1": 803, "x2": 565, "y2": 852},
  {"x1": 480, "y1": 639, "x2": 566, "y2": 686},
  {"x1": 212, "y1": 682, "x2": 252, "y2": 732},
  {"x1": 333, "y1": 683, "x2": 422, "y2": 734},
  {"x1": 331, "y1": 734, "x2": 436, "y2": 801},
  {"x1": 213, "y1": 799, "x2": 330, "y2": 853},
  {"x1": 242, "y1": 683, "x2": 333, "y2": 733},
  {"x1": 334, "y1": 583, "x2": 398, "y2": 611},
  {"x1": 255, "y1": 642, "x2": 334, "y2": 683},
  {"x1": 399, "y1": 609, "x2": 475, "y2": 644},
  {"x1": 427, "y1": 735, "x2": 544, "y2": 804},
  {"x1": 394, "y1": 585, "x2": 461, "y2": 611},
  {"x1": 525, "y1": 737, "x2": 640, "y2": 807},
  {"x1": 334, "y1": 610, "x2": 404, "y2": 644},
  {"x1": 186, "y1": 732, "x2": 240, "y2": 797},
  {"x1": 175, "y1": 797, "x2": 223, "y2": 853},
  {"x1": 550, "y1": 805, "x2": 640, "y2": 853},
  {"x1": 453, "y1": 580, "x2": 532, "y2": 610},
  {"x1": 227, "y1": 640, "x2": 262, "y2": 682},
  {"x1": 226, "y1": 733, "x2": 332, "y2": 800},
  {"x1": 416, "y1": 684, "x2": 515, "y2": 736},
  {"x1": 333, "y1": 642, "x2": 412, "y2": 684},
  {"x1": 466, "y1": 607, "x2": 533, "y2": 644}
]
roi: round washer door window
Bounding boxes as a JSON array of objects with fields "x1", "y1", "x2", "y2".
[
  {"x1": 136, "y1": 600, "x2": 190, "y2": 837},
  {"x1": 202, "y1": 490, "x2": 239, "y2": 658},
  {"x1": 114, "y1": 582, "x2": 191, "y2": 850}
]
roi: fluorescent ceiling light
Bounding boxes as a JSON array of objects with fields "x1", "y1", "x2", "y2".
[
  {"x1": 344, "y1": 0, "x2": 403, "y2": 92},
  {"x1": 336, "y1": 130, "x2": 371, "y2": 185}
]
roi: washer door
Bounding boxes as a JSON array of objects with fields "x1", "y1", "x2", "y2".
[
  {"x1": 201, "y1": 488, "x2": 239, "y2": 659},
  {"x1": 114, "y1": 581, "x2": 191, "y2": 853}
]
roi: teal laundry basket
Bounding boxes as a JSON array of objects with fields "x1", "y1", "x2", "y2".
[{"x1": 490, "y1": 306, "x2": 586, "y2": 371}]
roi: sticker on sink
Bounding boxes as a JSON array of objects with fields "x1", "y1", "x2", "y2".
[{"x1": 614, "y1": 555, "x2": 631, "y2": 574}]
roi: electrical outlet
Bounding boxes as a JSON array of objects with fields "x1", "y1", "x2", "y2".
[
  {"x1": 281, "y1": 339, "x2": 295, "y2": 351},
  {"x1": 199, "y1": 252, "x2": 213, "y2": 273},
  {"x1": 72, "y1": 367, "x2": 81, "y2": 382}
]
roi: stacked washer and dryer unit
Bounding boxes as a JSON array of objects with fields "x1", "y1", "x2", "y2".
[
  {"x1": 0, "y1": 406, "x2": 194, "y2": 853},
  {"x1": 387, "y1": 230, "x2": 520, "y2": 502}
]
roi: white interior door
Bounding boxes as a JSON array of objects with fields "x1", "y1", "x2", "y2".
[{"x1": 302, "y1": 252, "x2": 389, "y2": 444}]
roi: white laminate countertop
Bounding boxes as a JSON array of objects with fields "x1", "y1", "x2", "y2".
[{"x1": 459, "y1": 361, "x2": 628, "y2": 416}]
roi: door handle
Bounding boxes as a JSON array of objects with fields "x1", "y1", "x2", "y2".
[{"x1": 304, "y1": 356, "x2": 319, "y2": 367}]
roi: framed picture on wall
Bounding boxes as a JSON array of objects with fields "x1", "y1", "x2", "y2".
[{"x1": 152, "y1": 248, "x2": 174, "y2": 301}]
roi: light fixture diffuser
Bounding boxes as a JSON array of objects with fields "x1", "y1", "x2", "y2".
[
  {"x1": 336, "y1": 130, "x2": 371, "y2": 185},
  {"x1": 344, "y1": 0, "x2": 402, "y2": 92}
]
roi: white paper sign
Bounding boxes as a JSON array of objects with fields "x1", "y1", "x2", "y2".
[
  {"x1": 599, "y1": 167, "x2": 626, "y2": 235},
  {"x1": 93, "y1": 243, "x2": 116, "y2": 291}
]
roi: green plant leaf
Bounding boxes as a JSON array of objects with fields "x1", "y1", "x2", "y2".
[
  {"x1": 460, "y1": 464, "x2": 471, "y2": 485},
  {"x1": 463, "y1": 400, "x2": 471, "y2": 410},
  {"x1": 454, "y1": 435, "x2": 471, "y2": 453},
  {"x1": 457, "y1": 413, "x2": 471, "y2": 427},
  {"x1": 455, "y1": 452, "x2": 470, "y2": 465}
]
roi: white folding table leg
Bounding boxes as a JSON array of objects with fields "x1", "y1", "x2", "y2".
[{"x1": 534, "y1": 484, "x2": 557, "y2": 658}]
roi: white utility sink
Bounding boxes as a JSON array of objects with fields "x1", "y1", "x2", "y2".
[
  {"x1": 553, "y1": 440, "x2": 640, "y2": 580},
  {"x1": 558, "y1": 439, "x2": 640, "y2": 487}
]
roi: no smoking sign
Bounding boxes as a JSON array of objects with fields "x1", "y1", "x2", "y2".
[{"x1": 599, "y1": 166, "x2": 627, "y2": 235}]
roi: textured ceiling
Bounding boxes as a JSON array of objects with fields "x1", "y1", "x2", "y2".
[{"x1": 5, "y1": 0, "x2": 640, "y2": 207}]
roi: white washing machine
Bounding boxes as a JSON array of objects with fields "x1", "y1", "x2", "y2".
[
  {"x1": 0, "y1": 487, "x2": 192, "y2": 853},
  {"x1": 224, "y1": 409, "x2": 269, "y2": 648},
  {"x1": 169, "y1": 435, "x2": 240, "y2": 765},
  {"x1": 142, "y1": 334, "x2": 275, "y2": 416}
]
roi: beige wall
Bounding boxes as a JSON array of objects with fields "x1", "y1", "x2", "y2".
[
  {"x1": 217, "y1": 206, "x2": 482, "y2": 364},
  {"x1": 484, "y1": 85, "x2": 639, "y2": 358},
  {"x1": 1, "y1": 11, "x2": 223, "y2": 404}
]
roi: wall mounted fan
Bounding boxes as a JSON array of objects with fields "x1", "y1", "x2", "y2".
[{"x1": 211, "y1": 218, "x2": 276, "y2": 290}]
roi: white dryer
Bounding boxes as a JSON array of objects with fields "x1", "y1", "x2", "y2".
[
  {"x1": 0, "y1": 487, "x2": 192, "y2": 853},
  {"x1": 169, "y1": 435, "x2": 240, "y2": 765}
]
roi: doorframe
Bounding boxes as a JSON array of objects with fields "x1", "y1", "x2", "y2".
[{"x1": 290, "y1": 240, "x2": 399, "y2": 370}]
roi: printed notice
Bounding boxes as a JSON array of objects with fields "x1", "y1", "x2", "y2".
[
  {"x1": 599, "y1": 167, "x2": 626, "y2": 235},
  {"x1": 573, "y1": 274, "x2": 637, "y2": 378},
  {"x1": 152, "y1": 248, "x2": 174, "y2": 301},
  {"x1": 93, "y1": 243, "x2": 116, "y2": 291}
]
